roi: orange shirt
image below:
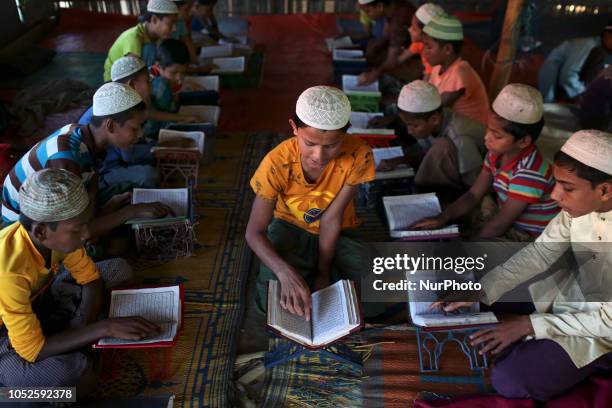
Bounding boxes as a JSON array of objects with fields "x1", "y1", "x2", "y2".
[
  {"x1": 408, "y1": 41, "x2": 433, "y2": 74},
  {"x1": 250, "y1": 136, "x2": 375, "y2": 234},
  {"x1": 429, "y1": 57, "x2": 490, "y2": 125}
]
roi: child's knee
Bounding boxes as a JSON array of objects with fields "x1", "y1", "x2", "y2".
[{"x1": 96, "y1": 258, "x2": 134, "y2": 289}]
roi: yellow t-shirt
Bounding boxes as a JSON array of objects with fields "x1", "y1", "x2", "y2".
[
  {"x1": 0, "y1": 223, "x2": 100, "y2": 362},
  {"x1": 250, "y1": 136, "x2": 375, "y2": 234}
]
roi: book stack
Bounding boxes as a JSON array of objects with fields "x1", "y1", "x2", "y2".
[
  {"x1": 383, "y1": 193, "x2": 459, "y2": 240},
  {"x1": 342, "y1": 75, "x2": 381, "y2": 113}
]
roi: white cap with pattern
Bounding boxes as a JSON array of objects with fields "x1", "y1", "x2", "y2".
[
  {"x1": 20, "y1": 169, "x2": 89, "y2": 222},
  {"x1": 492, "y1": 83, "x2": 543, "y2": 125},
  {"x1": 111, "y1": 55, "x2": 147, "y2": 82},
  {"x1": 397, "y1": 80, "x2": 442, "y2": 113},
  {"x1": 93, "y1": 82, "x2": 143, "y2": 117},
  {"x1": 147, "y1": 0, "x2": 178, "y2": 14},
  {"x1": 296, "y1": 86, "x2": 351, "y2": 131},
  {"x1": 560, "y1": 130, "x2": 612, "y2": 176},
  {"x1": 415, "y1": 3, "x2": 446, "y2": 25}
]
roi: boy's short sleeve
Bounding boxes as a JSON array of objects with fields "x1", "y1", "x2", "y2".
[
  {"x1": 63, "y1": 248, "x2": 100, "y2": 285},
  {"x1": 346, "y1": 143, "x2": 375, "y2": 186},
  {"x1": 249, "y1": 154, "x2": 286, "y2": 201},
  {"x1": 151, "y1": 78, "x2": 178, "y2": 113},
  {"x1": 507, "y1": 169, "x2": 549, "y2": 204},
  {"x1": 442, "y1": 63, "x2": 468, "y2": 94}
]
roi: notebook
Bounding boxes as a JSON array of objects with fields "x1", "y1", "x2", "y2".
[
  {"x1": 178, "y1": 105, "x2": 220, "y2": 126},
  {"x1": 153, "y1": 129, "x2": 205, "y2": 154},
  {"x1": 181, "y1": 76, "x2": 220, "y2": 92},
  {"x1": 407, "y1": 270, "x2": 497, "y2": 328},
  {"x1": 267, "y1": 280, "x2": 362, "y2": 349},
  {"x1": 211, "y1": 56, "x2": 246, "y2": 74},
  {"x1": 383, "y1": 193, "x2": 459, "y2": 240},
  {"x1": 372, "y1": 146, "x2": 415, "y2": 180},
  {"x1": 127, "y1": 188, "x2": 191, "y2": 227},
  {"x1": 94, "y1": 285, "x2": 183, "y2": 348}
]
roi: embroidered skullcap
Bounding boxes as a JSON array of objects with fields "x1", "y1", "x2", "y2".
[
  {"x1": 20, "y1": 169, "x2": 89, "y2": 222},
  {"x1": 147, "y1": 0, "x2": 178, "y2": 14},
  {"x1": 397, "y1": 80, "x2": 441, "y2": 113},
  {"x1": 93, "y1": 82, "x2": 143, "y2": 116},
  {"x1": 416, "y1": 3, "x2": 446, "y2": 25},
  {"x1": 111, "y1": 55, "x2": 147, "y2": 82},
  {"x1": 358, "y1": 0, "x2": 377, "y2": 5},
  {"x1": 560, "y1": 130, "x2": 612, "y2": 176},
  {"x1": 492, "y1": 83, "x2": 543, "y2": 125},
  {"x1": 295, "y1": 86, "x2": 351, "y2": 131},
  {"x1": 423, "y1": 14, "x2": 463, "y2": 41}
]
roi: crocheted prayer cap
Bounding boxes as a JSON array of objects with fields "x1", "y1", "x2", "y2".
[
  {"x1": 295, "y1": 86, "x2": 351, "y2": 131},
  {"x1": 20, "y1": 169, "x2": 89, "y2": 222}
]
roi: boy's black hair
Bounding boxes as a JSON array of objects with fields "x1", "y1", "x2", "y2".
[
  {"x1": 554, "y1": 151, "x2": 612, "y2": 188},
  {"x1": 398, "y1": 106, "x2": 443, "y2": 121},
  {"x1": 429, "y1": 36, "x2": 463, "y2": 55},
  {"x1": 157, "y1": 38, "x2": 190, "y2": 68},
  {"x1": 194, "y1": 0, "x2": 218, "y2": 6},
  {"x1": 494, "y1": 113, "x2": 545, "y2": 144},
  {"x1": 115, "y1": 66, "x2": 149, "y2": 85},
  {"x1": 293, "y1": 113, "x2": 350, "y2": 133},
  {"x1": 90, "y1": 101, "x2": 147, "y2": 128},
  {"x1": 139, "y1": 12, "x2": 176, "y2": 23},
  {"x1": 19, "y1": 214, "x2": 58, "y2": 232}
]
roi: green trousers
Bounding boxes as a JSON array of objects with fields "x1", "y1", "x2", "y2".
[{"x1": 255, "y1": 218, "x2": 383, "y2": 318}]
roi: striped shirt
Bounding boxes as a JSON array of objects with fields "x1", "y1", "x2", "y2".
[
  {"x1": 1, "y1": 124, "x2": 97, "y2": 224},
  {"x1": 483, "y1": 145, "x2": 559, "y2": 236}
]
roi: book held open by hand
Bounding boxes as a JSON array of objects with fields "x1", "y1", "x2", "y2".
[
  {"x1": 267, "y1": 280, "x2": 362, "y2": 348},
  {"x1": 94, "y1": 285, "x2": 183, "y2": 348},
  {"x1": 127, "y1": 188, "x2": 191, "y2": 227}
]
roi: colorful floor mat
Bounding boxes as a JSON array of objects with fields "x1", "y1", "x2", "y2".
[{"x1": 94, "y1": 131, "x2": 275, "y2": 407}]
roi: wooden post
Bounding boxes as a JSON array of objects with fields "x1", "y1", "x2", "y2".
[{"x1": 488, "y1": 0, "x2": 526, "y2": 101}]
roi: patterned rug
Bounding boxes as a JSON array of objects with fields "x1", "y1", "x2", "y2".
[{"x1": 95, "y1": 131, "x2": 276, "y2": 407}]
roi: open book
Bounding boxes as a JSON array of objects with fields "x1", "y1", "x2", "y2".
[
  {"x1": 407, "y1": 271, "x2": 497, "y2": 328},
  {"x1": 199, "y1": 44, "x2": 233, "y2": 59},
  {"x1": 211, "y1": 56, "x2": 246, "y2": 74},
  {"x1": 128, "y1": 188, "x2": 191, "y2": 227},
  {"x1": 267, "y1": 280, "x2": 362, "y2": 348},
  {"x1": 342, "y1": 75, "x2": 381, "y2": 95},
  {"x1": 153, "y1": 129, "x2": 205, "y2": 154},
  {"x1": 333, "y1": 49, "x2": 365, "y2": 62},
  {"x1": 373, "y1": 146, "x2": 415, "y2": 180},
  {"x1": 182, "y1": 76, "x2": 220, "y2": 93},
  {"x1": 178, "y1": 105, "x2": 220, "y2": 126},
  {"x1": 383, "y1": 193, "x2": 459, "y2": 240},
  {"x1": 325, "y1": 35, "x2": 354, "y2": 51},
  {"x1": 94, "y1": 285, "x2": 183, "y2": 348},
  {"x1": 347, "y1": 112, "x2": 394, "y2": 135}
]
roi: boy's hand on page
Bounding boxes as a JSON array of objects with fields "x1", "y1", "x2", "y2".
[
  {"x1": 367, "y1": 115, "x2": 394, "y2": 128},
  {"x1": 278, "y1": 268, "x2": 312, "y2": 321},
  {"x1": 470, "y1": 315, "x2": 534, "y2": 355},
  {"x1": 104, "y1": 316, "x2": 161, "y2": 340},
  {"x1": 376, "y1": 158, "x2": 401, "y2": 172},
  {"x1": 429, "y1": 301, "x2": 476, "y2": 313},
  {"x1": 102, "y1": 192, "x2": 132, "y2": 214},
  {"x1": 358, "y1": 71, "x2": 378, "y2": 86},
  {"x1": 130, "y1": 202, "x2": 175, "y2": 219},
  {"x1": 410, "y1": 213, "x2": 449, "y2": 230}
]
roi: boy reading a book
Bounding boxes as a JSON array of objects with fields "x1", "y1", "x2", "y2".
[
  {"x1": 245, "y1": 86, "x2": 376, "y2": 320},
  {"x1": 397, "y1": 3, "x2": 445, "y2": 79},
  {"x1": 103, "y1": 0, "x2": 178, "y2": 81},
  {"x1": 412, "y1": 84, "x2": 559, "y2": 240},
  {"x1": 378, "y1": 80, "x2": 483, "y2": 195},
  {"x1": 2, "y1": 82, "x2": 173, "y2": 240},
  {"x1": 0, "y1": 169, "x2": 160, "y2": 394},
  {"x1": 357, "y1": 0, "x2": 415, "y2": 88},
  {"x1": 434, "y1": 130, "x2": 612, "y2": 401},
  {"x1": 422, "y1": 15, "x2": 489, "y2": 125}
]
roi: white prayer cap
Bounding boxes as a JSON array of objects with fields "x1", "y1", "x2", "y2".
[
  {"x1": 397, "y1": 80, "x2": 441, "y2": 113},
  {"x1": 295, "y1": 86, "x2": 351, "y2": 131},
  {"x1": 492, "y1": 83, "x2": 543, "y2": 125},
  {"x1": 93, "y1": 82, "x2": 143, "y2": 117},
  {"x1": 423, "y1": 14, "x2": 463, "y2": 41},
  {"x1": 415, "y1": 3, "x2": 446, "y2": 25},
  {"x1": 111, "y1": 55, "x2": 147, "y2": 82},
  {"x1": 147, "y1": 0, "x2": 178, "y2": 14},
  {"x1": 20, "y1": 169, "x2": 89, "y2": 223},
  {"x1": 560, "y1": 130, "x2": 612, "y2": 176},
  {"x1": 358, "y1": 0, "x2": 377, "y2": 5}
]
